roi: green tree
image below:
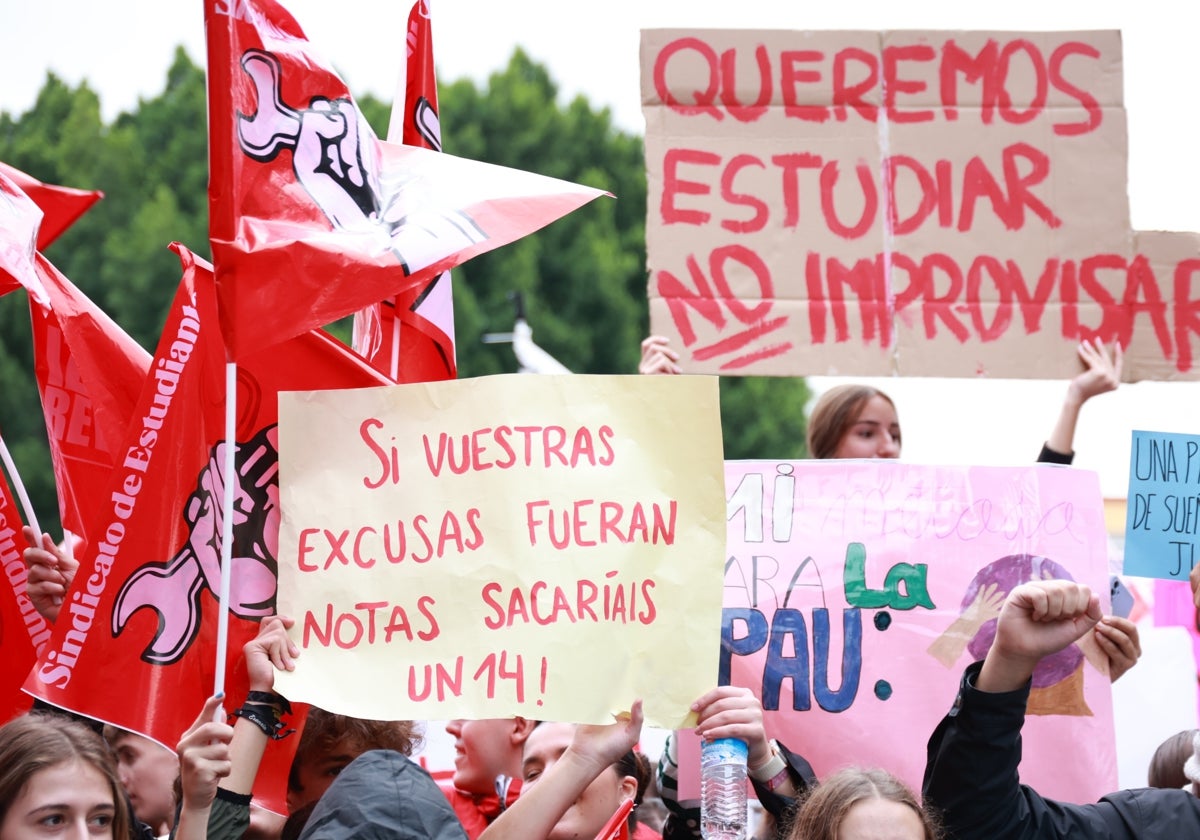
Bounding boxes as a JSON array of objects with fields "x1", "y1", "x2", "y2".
[{"x1": 0, "y1": 47, "x2": 812, "y2": 541}]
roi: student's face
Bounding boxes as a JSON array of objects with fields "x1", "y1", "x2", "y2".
[
  {"x1": 837, "y1": 797, "x2": 925, "y2": 840},
  {"x1": 446, "y1": 719, "x2": 519, "y2": 795},
  {"x1": 521, "y1": 723, "x2": 633, "y2": 840},
  {"x1": 287, "y1": 737, "x2": 360, "y2": 814},
  {"x1": 0, "y1": 760, "x2": 116, "y2": 840},
  {"x1": 832, "y1": 396, "x2": 901, "y2": 459},
  {"x1": 112, "y1": 734, "x2": 178, "y2": 835}
]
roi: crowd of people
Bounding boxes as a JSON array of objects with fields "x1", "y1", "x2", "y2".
[{"x1": 5, "y1": 335, "x2": 1197, "y2": 840}]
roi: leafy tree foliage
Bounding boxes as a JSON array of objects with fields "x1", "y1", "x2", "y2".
[{"x1": 0, "y1": 46, "x2": 810, "y2": 537}]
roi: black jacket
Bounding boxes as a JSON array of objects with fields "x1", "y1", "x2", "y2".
[{"x1": 923, "y1": 661, "x2": 1200, "y2": 839}]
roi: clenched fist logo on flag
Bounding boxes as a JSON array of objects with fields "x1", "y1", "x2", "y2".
[
  {"x1": 235, "y1": 49, "x2": 485, "y2": 274},
  {"x1": 113, "y1": 425, "x2": 280, "y2": 665},
  {"x1": 206, "y1": 0, "x2": 608, "y2": 360}
]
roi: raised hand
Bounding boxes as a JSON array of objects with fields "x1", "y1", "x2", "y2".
[
  {"x1": 570, "y1": 699, "x2": 645, "y2": 773},
  {"x1": 691, "y1": 686, "x2": 772, "y2": 769},
  {"x1": 1069, "y1": 339, "x2": 1122, "y2": 404},
  {"x1": 1094, "y1": 615, "x2": 1142, "y2": 682},
  {"x1": 638, "y1": 335, "x2": 682, "y2": 375},
  {"x1": 244, "y1": 614, "x2": 299, "y2": 693},
  {"x1": 22, "y1": 526, "x2": 78, "y2": 623},
  {"x1": 176, "y1": 694, "x2": 234, "y2": 813},
  {"x1": 977, "y1": 580, "x2": 1101, "y2": 693}
]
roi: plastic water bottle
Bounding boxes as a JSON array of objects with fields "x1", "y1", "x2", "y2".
[{"x1": 700, "y1": 737, "x2": 748, "y2": 840}]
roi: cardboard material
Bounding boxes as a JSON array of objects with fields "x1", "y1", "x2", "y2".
[{"x1": 642, "y1": 29, "x2": 1200, "y2": 380}]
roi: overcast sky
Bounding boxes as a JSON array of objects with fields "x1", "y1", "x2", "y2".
[{"x1": 2, "y1": 0, "x2": 1197, "y2": 496}]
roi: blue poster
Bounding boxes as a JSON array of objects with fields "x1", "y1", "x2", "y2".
[{"x1": 1123, "y1": 430, "x2": 1200, "y2": 579}]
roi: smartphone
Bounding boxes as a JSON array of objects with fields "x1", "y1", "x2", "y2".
[{"x1": 1109, "y1": 575, "x2": 1134, "y2": 618}]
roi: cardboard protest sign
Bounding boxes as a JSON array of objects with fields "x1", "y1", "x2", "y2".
[
  {"x1": 713, "y1": 460, "x2": 1115, "y2": 803},
  {"x1": 1124, "y1": 430, "x2": 1200, "y2": 579},
  {"x1": 275, "y1": 374, "x2": 726, "y2": 726},
  {"x1": 642, "y1": 29, "x2": 1200, "y2": 380}
]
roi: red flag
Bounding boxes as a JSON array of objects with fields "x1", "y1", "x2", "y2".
[
  {"x1": 0, "y1": 467, "x2": 48, "y2": 723},
  {"x1": 0, "y1": 168, "x2": 152, "y2": 552},
  {"x1": 24, "y1": 244, "x2": 393, "y2": 812},
  {"x1": 0, "y1": 170, "x2": 46, "y2": 301},
  {"x1": 353, "y1": 0, "x2": 457, "y2": 383},
  {"x1": 28, "y1": 262, "x2": 153, "y2": 551},
  {"x1": 0, "y1": 161, "x2": 103, "y2": 251},
  {"x1": 205, "y1": 0, "x2": 607, "y2": 361}
]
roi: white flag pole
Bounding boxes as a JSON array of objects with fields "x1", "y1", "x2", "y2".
[
  {"x1": 0, "y1": 432, "x2": 42, "y2": 538},
  {"x1": 214, "y1": 361, "x2": 237, "y2": 696}
]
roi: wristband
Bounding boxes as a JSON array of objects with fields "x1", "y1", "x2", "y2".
[
  {"x1": 231, "y1": 703, "x2": 295, "y2": 740},
  {"x1": 761, "y1": 764, "x2": 792, "y2": 793},
  {"x1": 749, "y1": 741, "x2": 788, "y2": 783}
]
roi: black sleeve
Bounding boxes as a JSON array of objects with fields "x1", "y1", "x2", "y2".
[
  {"x1": 922, "y1": 662, "x2": 1157, "y2": 840},
  {"x1": 1036, "y1": 443, "x2": 1074, "y2": 465}
]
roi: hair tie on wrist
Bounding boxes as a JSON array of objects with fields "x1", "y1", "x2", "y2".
[{"x1": 245, "y1": 690, "x2": 291, "y2": 714}]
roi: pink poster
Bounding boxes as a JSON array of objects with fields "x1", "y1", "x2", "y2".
[{"x1": 721, "y1": 460, "x2": 1116, "y2": 803}]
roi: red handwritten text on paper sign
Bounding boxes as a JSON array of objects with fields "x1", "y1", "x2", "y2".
[
  {"x1": 302, "y1": 598, "x2": 441, "y2": 649},
  {"x1": 525, "y1": 499, "x2": 677, "y2": 548},
  {"x1": 360, "y1": 419, "x2": 618, "y2": 486},
  {"x1": 659, "y1": 249, "x2": 1200, "y2": 372},
  {"x1": 662, "y1": 143, "x2": 1060, "y2": 238},
  {"x1": 295, "y1": 508, "x2": 484, "y2": 570},
  {"x1": 481, "y1": 572, "x2": 658, "y2": 628},
  {"x1": 652, "y1": 36, "x2": 1102, "y2": 135}
]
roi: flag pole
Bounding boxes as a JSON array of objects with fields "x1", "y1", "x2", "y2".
[
  {"x1": 389, "y1": 310, "x2": 401, "y2": 380},
  {"x1": 0, "y1": 431, "x2": 42, "y2": 538},
  {"x1": 386, "y1": 31, "x2": 407, "y2": 384},
  {"x1": 214, "y1": 361, "x2": 237, "y2": 696}
]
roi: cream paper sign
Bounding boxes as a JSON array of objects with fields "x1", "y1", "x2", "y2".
[{"x1": 275, "y1": 374, "x2": 725, "y2": 726}]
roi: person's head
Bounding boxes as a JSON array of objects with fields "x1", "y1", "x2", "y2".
[
  {"x1": 101, "y1": 727, "x2": 179, "y2": 835},
  {"x1": 521, "y1": 722, "x2": 651, "y2": 840},
  {"x1": 1151, "y1": 729, "x2": 1197, "y2": 791},
  {"x1": 287, "y1": 709, "x2": 419, "y2": 814},
  {"x1": 807, "y1": 386, "x2": 901, "y2": 460},
  {"x1": 787, "y1": 767, "x2": 940, "y2": 840},
  {"x1": 1171, "y1": 729, "x2": 1200, "y2": 792},
  {"x1": 445, "y1": 717, "x2": 536, "y2": 795},
  {"x1": 0, "y1": 713, "x2": 131, "y2": 840}
]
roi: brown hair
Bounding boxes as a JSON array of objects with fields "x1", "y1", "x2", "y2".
[
  {"x1": 1148, "y1": 729, "x2": 1196, "y2": 790},
  {"x1": 0, "y1": 712, "x2": 132, "y2": 840},
  {"x1": 614, "y1": 749, "x2": 653, "y2": 831},
  {"x1": 787, "y1": 767, "x2": 940, "y2": 840},
  {"x1": 294, "y1": 708, "x2": 418, "y2": 759},
  {"x1": 288, "y1": 708, "x2": 420, "y2": 791},
  {"x1": 806, "y1": 385, "x2": 897, "y2": 460}
]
